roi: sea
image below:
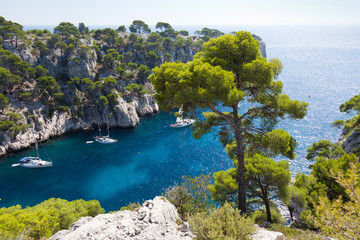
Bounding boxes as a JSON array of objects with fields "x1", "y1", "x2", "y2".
[{"x1": 0, "y1": 25, "x2": 359, "y2": 212}]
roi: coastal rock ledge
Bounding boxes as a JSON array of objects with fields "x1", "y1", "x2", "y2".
[
  {"x1": 51, "y1": 197, "x2": 194, "y2": 240},
  {"x1": 50, "y1": 196, "x2": 284, "y2": 240}
]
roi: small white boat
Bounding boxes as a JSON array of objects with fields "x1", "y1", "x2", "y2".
[
  {"x1": 12, "y1": 128, "x2": 52, "y2": 168},
  {"x1": 94, "y1": 135, "x2": 118, "y2": 144},
  {"x1": 12, "y1": 157, "x2": 52, "y2": 168},
  {"x1": 94, "y1": 119, "x2": 117, "y2": 144},
  {"x1": 170, "y1": 117, "x2": 196, "y2": 128}
]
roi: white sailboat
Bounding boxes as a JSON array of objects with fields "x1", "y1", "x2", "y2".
[
  {"x1": 170, "y1": 108, "x2": 196, "y2": 128},
  {"x1": 12, "y1": 129, "x2": 52, "y2": 168},
  {"x1": 94, "y1": 117, "x2": 117, "y2": 144}
]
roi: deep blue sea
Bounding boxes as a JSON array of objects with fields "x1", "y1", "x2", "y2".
[{"x1": 1, "y1": 25, "x2": 360, "y2": 212}]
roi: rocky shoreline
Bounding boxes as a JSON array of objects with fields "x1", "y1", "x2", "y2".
[{"x1": 0, "y1": 94, "x2": 159, "y2": 157}]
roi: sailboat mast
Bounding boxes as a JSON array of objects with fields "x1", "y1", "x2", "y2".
[
  {"x1": 106, "y1": 116, "x2": 110, "y2": 137},
  {"x1": 98, "y1": 124, "x2": 102, "y2": 137},
  {"x1": 31, "y1": 128, "x2": 40, "y2": 159}
]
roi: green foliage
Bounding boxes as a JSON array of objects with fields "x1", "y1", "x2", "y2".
[
  {"x1": 54, "y1": 22, "x2": 80, "y2": 39},
  {"x1": 179, "y1": 30, "x2": 189, "y2": 36},
  {"x1": 106, "y1": 93, "x2": 118, "y2": 105},
  {"x1": 35, "y1": 64, "x2": 49, "y2": 77},
  {"x1": 32, "y1": 40, "x2": 49, "y2": 57},
  {"x1": 129, "y1": 20, "x2": 151, "y2": 34},
  {"x1": 251, "y1": 208, "x2": 285, "y2": 225},
  {"x1": 208, "y1": 168, "x2": 237, "y2": 205},
  {"x1": 103, "y1": 77, "x2": 116, "y2": 86},
  {"x1": 147, "y1": 32, "x2": 163, "y2": 43},
  {"x1": 188, "y1": 202, "x2": 255, "y2": 240},
  {"x1": 55, "y1": 41, "x2": 68, "y2": 56},
  {"x1": 312, "y1": 163, "x2": 360, "y2": 239},
  {"x1": 306, "y1": 140, "x2": 345, "y2": 161},
  {"x1": 46, "y1": 34, "x2": 61, "y2": 48},
  {"x1": 102, "y1": 49, "x2": 122, "y2": 69},
  {"x1": 246, "y1": 155, "x2": 291, "y2": 221},
  {"x1": 262, "y1": 129, "x2": 297, "y2": 159},
  {"x1": 58, "y1": 105, "x2": 69, "y2": 111},
  {"x1": 0, "y1": 93, "x2": 9, "y2": 111},
  {"x1": 194, "y1": 27, "x2": 224, "y2": 39},
  {"x1": 117, "y1": 25, "x2": 126, "y2": 32},
  {"x1": 0, "y1": 48, "x2": 35, "y2": 79},
  {"x1": 268, "y1": 224, "x2": 323, "y2": 240},
  {"x1": 120, "y1": 202, "x2": 141, "y2": 211},
  {"x1": 0, "y1": 112, "x2": 29, "y2": 135},
  {"x1": 97, "y1": 95, "x2": 108, "y2": 106},
  {"x1": 138, "y1": 64, "x2": 150, "y2": 79},
  {"x1": 18, "y1": 92, "x2": 33, "y2": 100},
  {"x1": 125, "y1": 83, "x2": 146, "y2": 94},
  {"x1": 164, "y1": 174, "x2": 215, "y2": 220},
  {"x1": 0, "y1": 16, "x2": 24, "y2": 39},
  {"x1": 78, "y1": 22, "x2": 89, "y2": 36},
  {"x1": 310, "y1": 154, "x2": 358, "y2": 201},
  {"x1": 150, "y1": 31, "x2": 308, "y2": 213},
  {"x1": 36, "y1": 76, "x2": 61, "y2": 96},
  {"x1": 145, "y1": 50, "x2": 159, "y2": 68},
  {"x1": 210, "y1": 154, "x2": 291, "y2": 223},
  {"x1": 0, "y1": 67, "x2": 22, "y2": 86},
  {"x1": 0, "y1": 198, "x2": 104, "y2": 240},
  {"x1": 337, "y1": 93, "x2": 360, "y2": 138},
  {"x1": 340, "y1": 93, "x2": 360, "y2": 114},
  {"x1": 127, "y1": 62, "x2": 138, "y2": 72}
]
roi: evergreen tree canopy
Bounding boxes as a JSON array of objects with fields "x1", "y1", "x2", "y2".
[
  {"x1": 150, "y1": 31, "x2": 308, "y2": 213},
  {"x1": 129, "y1": 20, "x2": 151, "y2": 34},
  {"x1": 54, "y1": 22, "x2": 80, "y2": 39}
]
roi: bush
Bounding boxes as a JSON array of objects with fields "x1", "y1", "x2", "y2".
[
  {"x1": 19, "y1": 92, "x2": 33, "y2": 99},
  {"x1": 268, "y1": 224, "x2": 322, "y2": 240},
  {"x1": 0, "y1": 198, "x2": 104, "y2": 240},
  {"x1": 120, "y1": 202, "x2": 141, "y2": 211},
  {"x1": 58, "y1": 105, "x2": 69, "y2": 111},
  {"x1": 251, "y1": 208, "x2": 285, "y2": 225},
  {"x1": 188, "y1": 202, "x2": 255, "y2": 240},
  {"x1": 164, "y1": 174, "x2": 214, "y2": 220}
]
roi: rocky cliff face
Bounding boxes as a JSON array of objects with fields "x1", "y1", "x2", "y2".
[
  {"x1": 339, "y1": 129, "x2": 360, "y2": 160},
  {"x1": 0, "y1": 29, "x2": 268, "y2": 157},
  {"x1": 50, "y1": 197, "x2": 284, "y2": 240}
]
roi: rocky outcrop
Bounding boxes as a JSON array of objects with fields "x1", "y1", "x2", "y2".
[
  {"x1": 252, "y1": 225, "x2": 285, "y2": 240},
  {"x1": 50, "y1": 197, "x2": 285, "y2": 240},
  {"x1": 339, "y1": 129, "x2": 360, "y2": 159},
  {"x1": 51, "y1": 197, "x2": 193, "y2": 240}
]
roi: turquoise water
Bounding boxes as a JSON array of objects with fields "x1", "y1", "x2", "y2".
[{"x1": 1, "y1": 25, "x2": 360, "y2": 211}]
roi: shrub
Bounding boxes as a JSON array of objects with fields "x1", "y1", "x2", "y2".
[
  {"x1": 58, "y1": 105, "x2": 69, "y2": 111},
  {"x1": 251, "y1": 208, "x2": 285, "y2": 225},
  {"x1": 19, "y1": 92, "x2": 33, "y2": 99},
  {"x1": 164, "y1": 174, "x2": 215, "y2": 220},
  {"x1": 120, "y1": 202, "x2": 141, "y2": 211},
  {"x1": 0, "y1": 198, "x2": 104, "y2": 240},
  {"x1": 188, "y1": 202, "x2": 255, "y2": 240},
  {"x1": 268, "y1": 224, "x2": 322, "y2": 240}
]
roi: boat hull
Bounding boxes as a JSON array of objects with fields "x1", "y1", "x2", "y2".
[
  {"x1": 95, "y1": 137, "x2": 118, "y2": 144},
  {"x1": 14, "y1": 157, "x2": 53, "y2": 168},
  {"x1": 170, "y1": 118, "x2": 196, "y2": 128}
]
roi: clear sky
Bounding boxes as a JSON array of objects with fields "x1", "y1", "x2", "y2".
[{"x1": 2, "y1": 0, "x2": 360, "y2": 27}]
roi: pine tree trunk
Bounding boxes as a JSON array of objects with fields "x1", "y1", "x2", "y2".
[
  {"x1": 234, "y1": 127, "x2": 246, "y2": 214},
  {"x1": 264, "y1": 198, "x2": 272, "y2": 223}
]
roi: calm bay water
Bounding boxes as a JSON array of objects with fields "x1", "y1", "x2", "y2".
[{"x1": 1, "y1": 25, "x2": 360, "y2": 211}]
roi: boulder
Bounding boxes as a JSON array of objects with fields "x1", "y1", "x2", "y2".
[
  {"x1": 252, "y1": 225, "x2": 285, "y2": 240},
  {"x1": 50, "y1": 197, "x2": 193, "y2": 240}
]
